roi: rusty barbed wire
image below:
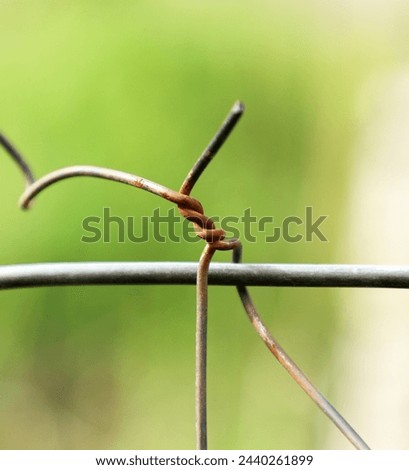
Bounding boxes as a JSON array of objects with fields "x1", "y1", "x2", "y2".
[{"x1": 1, "y1": 102, "x2": 370, "y2": 450}]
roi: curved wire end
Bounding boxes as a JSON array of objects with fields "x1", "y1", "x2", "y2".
[
  {"x1": 18, "y1": 192, "x2": 33, "y2": 210},
  {"x1": 0, "y1": 132, "x2": 35, "y2": 189},
  {"x1": 17, "y1": 164, "x2": 189, "y2": 212},
  {"x1": 17, "y1": 165, "x2": 143, "y2": 211}
]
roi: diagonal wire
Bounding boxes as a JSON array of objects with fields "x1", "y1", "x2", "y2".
[
  {"x1": 232, "y1": 243, "x2": 370, "y2": 450},
  {"x1": 0, "y1": 132, "x2": 35, "y2": 186},
  {"x1": 179, "y1": 101, "x2": 244, "y2": 196}
]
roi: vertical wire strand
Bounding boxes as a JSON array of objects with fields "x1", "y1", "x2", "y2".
[
  {"x1": 179, "y1": 101, "x2": 244, "y2": 449},
  {"x1": 232, "y1": 244, "x2": 370, "y2": 450},
  {"x1": 196, "y1": 244, "x2": 216, "y2": 450}
]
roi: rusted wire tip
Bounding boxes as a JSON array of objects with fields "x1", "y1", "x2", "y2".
[{"x1": 0, "y1": 132, "x2": 35, "y2": 188}]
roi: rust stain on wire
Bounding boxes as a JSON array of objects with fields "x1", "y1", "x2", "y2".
[{"x1": 1, "y1": 102, "x2": 370, "y2": 450}]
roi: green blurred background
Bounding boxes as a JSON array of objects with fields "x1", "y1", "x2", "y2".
[{"x1": 0, "y1": 0, "x2": 407, "y2": 449}]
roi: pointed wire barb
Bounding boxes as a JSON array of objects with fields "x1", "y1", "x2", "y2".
[{"x1": 180, "y1": 101, "x2": 244, "y2": 196}]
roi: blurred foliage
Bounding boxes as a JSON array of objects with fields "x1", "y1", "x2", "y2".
[{"x1": 0, "y1": 0, "x2": 406, "y2": 449}]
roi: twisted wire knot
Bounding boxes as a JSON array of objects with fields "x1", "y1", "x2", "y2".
[
  {"x1": 10, "y1": 99, "x2": 245, "y2": 254},
  {"x1": 177, "y1": 196, "x2": 240, "y2": 251}
]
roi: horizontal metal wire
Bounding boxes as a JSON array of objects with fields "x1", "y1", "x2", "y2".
[{"x1": 1, "y1": 262, "x2": 409, "y2": 290}]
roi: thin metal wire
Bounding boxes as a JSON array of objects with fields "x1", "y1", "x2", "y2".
[
  {"x1": 2, "y1": 102, "x2": 373, "y2": 450},
  {"x1": 180, "y1": 101, "x2": 244, "y2": 196},
  {"x1": 232, "y1": 244, "x2": 370, "y2": 450},
  {"x1": 15, "y1": 103, "x2": 245, "y2": 450},
  {"x1": 196, "y1": 240, "x2": 241, "y2": 450},
  {"x1": 196, "y1": 244, "x2": 215, "y2": 449},
  {"x1": 179, "y1": 101, "x2": 244, "y2": 449},
  {"x1": 0, "y1": 132, "x2": 35, "y2": 186},
  {"x1": 19, "y1": 165, "x2": 203, "y2": 211},
  {"x1": 1, "y1": 262, "x2": 409, "y2": 290}
]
